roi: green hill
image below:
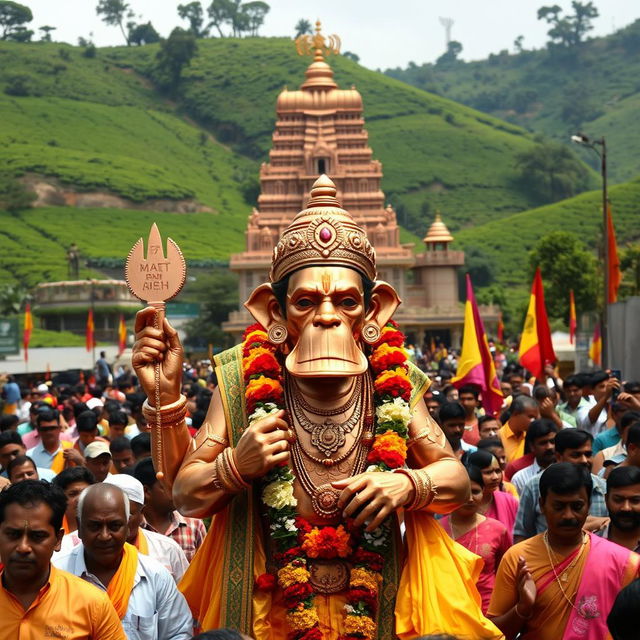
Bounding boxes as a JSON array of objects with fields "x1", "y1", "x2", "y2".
[
  {"x1": 385, "y1": 19, "x2": 640, "y2": 183},
  {"x1": 0, "y1": 37, "x2": 577, "y2": 292}
]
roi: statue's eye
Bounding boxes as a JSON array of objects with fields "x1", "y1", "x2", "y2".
[
  {"x1": 341, "y1": 298, "x2": 358, "y2": 308},
  {"x1": 295, "y1": 298, "x2": 314, "y2": 308}
]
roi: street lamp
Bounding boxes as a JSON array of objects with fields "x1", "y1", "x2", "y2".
[{"x1": 571, "y1": 132, "x2": 608, "y2": 368}]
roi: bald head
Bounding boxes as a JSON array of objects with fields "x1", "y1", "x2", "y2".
[
  {"x1": 77, "y1": 483, "x2": 130, "y2": 526},
  {"x1": 77, "y1": 483, "x2": 131, "y2": 570}
]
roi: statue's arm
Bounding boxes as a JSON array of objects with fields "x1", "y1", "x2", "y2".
[
  {"x1": 169, "y1": 387, "x2": 235, "y2": 518},
  {"x1": 405, "y1": 399, "x2": 470, "y2": 514}
]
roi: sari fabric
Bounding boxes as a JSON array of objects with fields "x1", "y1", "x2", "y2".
[
  {"x1": 485, "y1": 490, "x2": 519, "y2": 534},
  {"x1": 440, "y1": 516, "x2": 512, "y2": 613}
]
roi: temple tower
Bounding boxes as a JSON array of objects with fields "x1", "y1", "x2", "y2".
[{"x1": 223, "y1": 22, "x2": 413, "y2": 336}]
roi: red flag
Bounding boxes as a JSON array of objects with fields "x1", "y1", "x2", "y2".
[
  {"x1": 23, "y1": 303, "x2": 33, "y2": 363},
  {"x1": 451, "y1": 275, "x2": 503, "y2": 417},
  {"x1": 569, "y1": 290, "x2": 577, "y2": 345},
  {"x1": 86, "y1": 309, "x2": 95, "y2": 352},
  {"x1": 607, "y1": 205, "x2": 621, "y2": 303},
  {"x1": 589, "y1": 323, "x2": 602, "y2": 366},
  {"x1": 519, "y1": 267, "x2": 557, "y2": 379},
  {"x1": 497, "y1": 312, "x2": 504, "y2": 343},
  {"x1": 118, "y1": 314, "x2": 127, "y2": 356}
]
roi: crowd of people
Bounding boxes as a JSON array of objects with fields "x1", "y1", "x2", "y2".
[{"x1": 0, "y1": 357, "x2": 639, "y2": 639}]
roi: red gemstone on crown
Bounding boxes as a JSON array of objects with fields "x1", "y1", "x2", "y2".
[{"x1": 319, "y1": 227, "x2": 332, "y2": 242}]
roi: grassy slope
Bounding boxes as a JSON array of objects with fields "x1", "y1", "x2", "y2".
[
  {"x1": 385, "y1": 19, "x2": 640, "y2": 182},
  {"x1": 455, "y1": 177, "x2": 640, "y2": 288}
]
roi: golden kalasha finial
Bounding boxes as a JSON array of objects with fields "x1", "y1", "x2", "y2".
[{"x1": 295, "y1": 19, "x2": 341, "y2": 58}]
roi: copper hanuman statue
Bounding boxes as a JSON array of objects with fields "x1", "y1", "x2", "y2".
[{"x1": 132, "y1": 176, "x2": 502, "y2": 640}]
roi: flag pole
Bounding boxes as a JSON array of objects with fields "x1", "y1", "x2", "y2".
[{"x1": 600, "y1": 137, "x2": 608, "y2": 369}]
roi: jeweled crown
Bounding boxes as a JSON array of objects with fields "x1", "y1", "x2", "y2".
[{"x1": 269, "y1": 175, "x2": 377, "y2": 283}]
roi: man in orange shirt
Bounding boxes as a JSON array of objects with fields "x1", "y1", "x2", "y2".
[
  {"x1": 0, "y1": 479, "x2": 125, "y2": 640},
  {"x1": 498, "y1": 396, "x2": 539, "y2": 463}
]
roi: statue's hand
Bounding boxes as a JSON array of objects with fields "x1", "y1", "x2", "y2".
[
  {"x1": 132, "y1": 307, "x2": 183, "y2": 406},
  {"x1": 233, "y1": 409, "x2": 291, "y2": 480},
  {"x1": 332, "y1": 471, "x2": 414, "y2": 532}
]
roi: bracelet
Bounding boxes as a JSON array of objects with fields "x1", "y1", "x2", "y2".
[
  {"x1": 142, "y1": 395, "x2": 188, "y2": 426},
  {"x1": 212, "y1": 448, "x2": 250, "y2": 494},
  {"x1": 515, "y1": 603, "x2": 533, "y2": 620},
  {"x1": 407, "y1": 426, "x2": 436, "y2": 448},
  {"x1": 395, "y1": 468, "x2": 437, "y2": 511}
]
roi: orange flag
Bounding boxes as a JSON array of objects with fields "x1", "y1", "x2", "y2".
[
  {"x1": 23, "y1": 303, "x2": 33, "y2": 362},
  {"x1": 589, "y1": 323, "x2": 602, "y2": 366},
  {"x1": 497, "y1": 312, "x2": 504, "y2": 343},
  {"x1": 118, "y1": 314, "x2": 127, "y2": 355},
  {"x1": 607, "y1": 205, "x2": 621, "y2": 303},
  {"x1": 569, "y1": 290, "x2": 577, "y2": 345},
  {"x1": 519, "y1": 268, "x2": 557, "y2": 379},
  {"x1": 86, "y1": 309, "x2": 95, "y2": 352},
  {"x1": 451, "y1": 275, "x2": 503, "y2": 417}
]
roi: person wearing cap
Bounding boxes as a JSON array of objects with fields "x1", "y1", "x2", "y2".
[
  {"x1": 53, "y1": 483, "x2": 192, "y2": 640},
  {"x1": 83, "y1": 441, "x2": 114, "y2": 482},
  {"x1": 104, "y1": 474, "x2": 189, "y2": 583}
]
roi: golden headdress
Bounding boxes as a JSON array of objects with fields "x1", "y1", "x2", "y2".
[{"x1": 269, "y1": 175, "x2": 377, "y2": 283}]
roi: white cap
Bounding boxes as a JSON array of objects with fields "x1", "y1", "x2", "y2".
[
  {"x1": 84, "y1": 441, "x2": 112, "y2": 459},
  {"x1": 86, "y1": 397, "x2": 104, "y2": 410},
  {"x1": 37, "y1": 383, "x2": 49, "y2": 393},
  {"x1": 104, "y1": 474, "x2": 144, "y2": 506}
]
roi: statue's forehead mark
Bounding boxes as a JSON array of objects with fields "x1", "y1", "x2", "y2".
[{"x1": 321, "y1": 270, "x2": 332, "y2": 294}]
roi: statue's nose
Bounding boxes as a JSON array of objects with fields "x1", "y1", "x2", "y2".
[{"x1": 313, "y1": 299, "x2": 340, "y2": 327}]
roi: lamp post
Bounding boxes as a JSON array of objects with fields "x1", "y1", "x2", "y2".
[{"x1": 571, "y1": 133, "x2": 608, "y2": 368}]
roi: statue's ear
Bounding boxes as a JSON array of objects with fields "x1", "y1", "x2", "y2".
[
  {"x1": 244, "y1": 283, "x2": 284, "y2": 329},
  {"x1": 365, "y1": 281, "x2": 401, "y2": 329}
]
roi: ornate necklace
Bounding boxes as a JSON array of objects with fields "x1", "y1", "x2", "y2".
[
  {"x1": 288, "y1": 374, "x2": 363, "y2": 458},
  {"x1": 543, "y1": 531, "x2": 588, "y2": 609}
]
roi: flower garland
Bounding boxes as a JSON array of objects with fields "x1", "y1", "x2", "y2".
[{"x1": 242, "y1": 320, "x2": 413, "y2": 640}]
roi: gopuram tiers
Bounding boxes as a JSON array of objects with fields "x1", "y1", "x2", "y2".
[{"x1": 223, "y1": 22, "x2": 499, "y2": 346}]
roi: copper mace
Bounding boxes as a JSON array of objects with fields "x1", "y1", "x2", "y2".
[{"x1": 125, "y1": 223, "x2": 186, "y2": 480}]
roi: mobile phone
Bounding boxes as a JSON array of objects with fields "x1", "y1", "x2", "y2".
[{"x1": 610, "y1": 369, "x2": 622, "y2": 401}]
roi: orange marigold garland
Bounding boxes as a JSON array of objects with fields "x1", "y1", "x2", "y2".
[{"x1": 243, "y1": 321, "x2": 413, "y2": 640}]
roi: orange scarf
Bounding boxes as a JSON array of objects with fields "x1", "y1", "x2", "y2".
[
  {"x1": 50, "y1": 441, "x2": 72, "y2": 475},
  {"x1": 106, "y1": 542, "x2": 139, "y2": 619},
  {"x1": 134, "y1": 529, "x2": 149, "y2": 555},
  {"x1": 62, "y1": 515, "x2": 71, "y2": 534}
]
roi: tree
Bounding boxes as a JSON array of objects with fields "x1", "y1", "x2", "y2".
[
  {"x1": 154, "y1": 27, "x2": 197, "y2": 92},
  {"x1": 183, "y1": 269, "x2": 238, "y2": 350},
  {"x1": 529, "y1": 231, "x2": 597, "y2": 319},
  {"x1": 515, "y1": 142, "x2": 592, "y2": 204},
  {"x1": 537, "y1": 1, "x2": 599, "y2": 48},
  {"x1": 514, "y1": 35, "x2": 524, "y2": 53},
  {"x1": 620, "y1": 244, "x2": 640, "y2": 298},
  {"x1": 242, "y1": 1, "x2": 268, "y2": 36},
  {"x1": 207, "y1": 0, "x2": 231, "y2": 37},
  {"x1": 436, "y1": 40, "x2": 462, "y2": 66},
  {"x1": 294, "y1": 18, "x2": 311, "y2": 37},
  {"x1": 343, "y1": 51, "x2": 359, "y2": 63},
  {"x1": 178, "y1": 2, "x2": 209, "y2": 37},
  {"x1": 0, "y1": 1, "x2": 31, "y2": 40},
  {"x1": 38, "y1": 25, "x2": 55, "y2": 41},
  {"x1": 0, "y1": 173, "x2": 36, "y2": 212},
  {"x1": 96, "y1": 0, "x2": 131, "y2": 45},
  {"x1": 128, "y1": 21, "x2": 159, "y2": 45},
  {"x1": 0, "y1": 284, "x2": 27, "y2": 316}
]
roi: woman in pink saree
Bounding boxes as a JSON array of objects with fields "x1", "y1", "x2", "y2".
[
  {"x1": 440, "y1": 464, "x2": 512, "y2": 612},
  {"x1": 468, "y1": 449, "x2": 519, "y2": 535}
]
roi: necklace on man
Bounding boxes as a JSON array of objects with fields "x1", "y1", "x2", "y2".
[{"x1": 543, "y1": 531, "x2": 588, "y2": 609}]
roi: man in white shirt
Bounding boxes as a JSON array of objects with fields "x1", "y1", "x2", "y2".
[
  {"x1": 578, "y1": 371, "x2": 620, "y2": 436},
  {"x1": 104, "y1": 473, "x2": 189, "y2": 583},
  {"x1": 53, "y1": 483, "x2": 192, "y2": 640},
  {"x1": 511, "y1": 419, "x2": 558, "y2": 494}
]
